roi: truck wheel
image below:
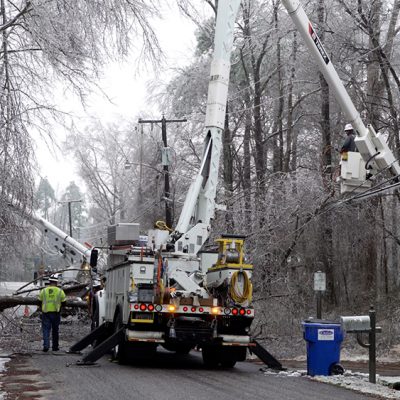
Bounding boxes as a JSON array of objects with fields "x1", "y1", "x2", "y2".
[
  {"x1": 203, "y1": 346, "x2": 242, "y2": 368},
  {"x1": 125, "y1": 342, "x2": 157, "y2": 361},
  {"x1": 221, "y1": 359, "x2": 236, "y2": 368},
  {"x1": 90, "y1": 296, "x2": 100, "y2": 331},
  {"x1": 202, "y1": 346, "x2": 220, "y2": 368},
  {"x1": 175, "y1": 345, "x2": 192, "y2": 355},
  {"x1": 112, "y1": 312, "x2": 128, "y2": 364}
]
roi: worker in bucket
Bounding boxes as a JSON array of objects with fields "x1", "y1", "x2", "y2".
[
  {"x1": 340, "y1": 123, "x2": 357, "y2": 158},
  {"x1": 38, "y1": 277, "x2": 66, "y2": 352}
]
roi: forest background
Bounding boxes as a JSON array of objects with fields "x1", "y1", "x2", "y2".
[{"x1": 1, "y1": 0, "x2": 400, "y2": 352}]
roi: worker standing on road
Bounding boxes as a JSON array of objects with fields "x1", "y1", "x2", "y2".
[
  {"x1": 38, "y1": 277, "x2": 66, "y2": 352},
  {"x1": 340, "y1": 123, "x2": 357, "y2": 154}
]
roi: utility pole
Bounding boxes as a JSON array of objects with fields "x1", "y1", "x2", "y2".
[
  {"x1": 58, "y1": 199, "x2": 82, "y2": 237},
  {"x1": 138, "y1": 116, "x2": 187, "y2": 228}
]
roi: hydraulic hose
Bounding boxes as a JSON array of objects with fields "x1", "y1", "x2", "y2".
[
  {"x1": 229, "y1": 270, "x2": 252, "y2": 304},
  {"x1": 365, "y1": 152, "x2": 380, "y2": 175}
]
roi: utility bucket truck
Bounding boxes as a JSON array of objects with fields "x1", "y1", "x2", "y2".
[
  {"x1": 0, "y1": 205, "x2": 100, "y2": 314},
  {"x1": 68, "y1": 0, "x2": 285, "y2": 369},
  {"x1": 281, "y1": 0, "x2": 400, "y2": 195},
  {"x1": 67, "y1": 0, "x2": 399, "y2": 369}
]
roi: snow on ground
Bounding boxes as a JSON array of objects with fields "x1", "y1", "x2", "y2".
[
  {"x1": 261, "y1": 367, "x2": 400, "y2": 399},
  {"x1": 313, "y1": 371, "x2": 400, "y2": 399},
  {"x1": 0, "y1": 356, "x2": 10, "y2": 400},
  {"x1": 2, "y1": 281, "x2": 400, "y2": 399},
  {"x1": 0, "y1": 281, "x2": 37, "y2": 399}
]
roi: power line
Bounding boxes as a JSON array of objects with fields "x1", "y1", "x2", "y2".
[{"x1": 138, "y1": 116, "x2": 187, "y2": 228}]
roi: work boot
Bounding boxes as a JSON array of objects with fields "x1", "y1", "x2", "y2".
[{"x1": 42, "y1": 347, "x2": 49, "y2": 352}]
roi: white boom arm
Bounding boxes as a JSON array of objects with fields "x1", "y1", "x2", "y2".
[
  {"x1": 282, "y1": 0, "x2": 400, "y2": 192},
  {"x1": 8, "y1": 198, "x2": 92, "y2": 261},
  {"x1": 172, "y1": 0, "x2": 240, "y2": 254},
  {"x1": 31, "y1": 211, "x2": 92, "y2": 260}
]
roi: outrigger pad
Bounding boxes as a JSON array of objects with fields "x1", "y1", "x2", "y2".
[
  {"x1": 249, "y1": 340, "x2": 286, "y2": 371},
  {"x1": 76, "y1": 360, "x2": 97, "y2": 366}
]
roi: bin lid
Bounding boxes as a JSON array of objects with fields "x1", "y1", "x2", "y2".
[{"x1": 303, "y1": 319, "x2": 339, "y2": 324}]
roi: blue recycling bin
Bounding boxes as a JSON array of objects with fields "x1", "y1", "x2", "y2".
[{"x1": 303, "y1": 321, "x2": 344, "y2": 376}]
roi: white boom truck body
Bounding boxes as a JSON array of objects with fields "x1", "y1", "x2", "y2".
[
  {"x1": 281, "y1": 0, "x2": 400, "y2": 194},
  {"x1": 100, "y1": 0, "x2": 254, "y2": 367}
]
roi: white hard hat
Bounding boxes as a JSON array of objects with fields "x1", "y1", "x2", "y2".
[{"x1": 344, "y1": 123, "x2": 353, "y2": 131}]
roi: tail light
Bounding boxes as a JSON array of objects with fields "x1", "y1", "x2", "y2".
[
  {"x1": 232, "y1": 308, "x2": 238, "y2": 316},
  {"x1": 199, "y1": 307, "x2": 204, "y2": 313},
  {"x1": 168, "y1": 304, "x2": 176, "y2": 312},
  {"x1": 140, "y1": 304, "x2": 147, "y2": 311},
  {"x1": 211, "y1": 307, "x2": 220, "y2": 315},
  {"x1": 147, "y1": 304, "x2": 155, "y2": 312},
  {"x1": 183, "y1": 306, "x2": 188, "y2": 312},
  {"x1": 134, "y1": 304, "x2": 139, "y2": 310},
  {"x1": 247, "y1": 309, "x2": 252, "y2": 315},
  {"x1": 224, "y1": 308, "x2": 231, "y2": 315},
  {"x1": 191, "y1": 306, "x2": 196, "y2": 312},
  {"x1": 239, "y1": 308, "x2": 246, "y2": 316}
]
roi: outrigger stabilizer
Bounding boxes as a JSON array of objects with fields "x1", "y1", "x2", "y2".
[
  {"x1": 69, "y1": 325, "x2": 285, "y2": 369},
  {"x1": 68, "y1": 323, "x2": 119, "y2": 365}
]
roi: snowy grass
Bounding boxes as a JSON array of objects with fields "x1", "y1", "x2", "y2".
[
  {"x1": 313, "y1": 372, "x2": 400, "y2": 399},
  {"x1": 261, "y1": 367, "x2": 400, "y2": 399}
]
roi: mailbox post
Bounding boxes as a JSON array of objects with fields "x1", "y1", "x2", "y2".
[
  {"x1": 369, "y1": 307, "x2": 376, "y2": 384},
  {"x1": 340, "y1": 307, "x2": 379, "y2": 383},
  {"x1": 313, "y1": 271, "x2": 326, "y2": 319}
]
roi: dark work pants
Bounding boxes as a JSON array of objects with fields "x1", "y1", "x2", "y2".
[{"x1": 41, "y1": 312, "x2": 61, "y2": 350}]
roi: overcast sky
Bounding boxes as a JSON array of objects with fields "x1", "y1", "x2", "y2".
[{"x1": 33, "y1": 2, "x2": 201, "y2": 196}]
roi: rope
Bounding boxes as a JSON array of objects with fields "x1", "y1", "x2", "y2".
[
  {"x1": 155, "y1": 220, "x2": 173, "y2": 232},
  {"x1": 229, "y1": 271, "x2": 253, "y2": 305}
]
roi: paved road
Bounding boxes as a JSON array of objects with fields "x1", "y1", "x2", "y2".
[{"x1": 3, "y1": 349, "x2": 378, "y2": 400}]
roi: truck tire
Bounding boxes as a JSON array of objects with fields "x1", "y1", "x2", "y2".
[
  {"x1": 202, "y1": 346, "x2": 243, "y2": 368},
  {"x1": 221, "y1": 358, "x2": 236, "y2": 368},
  {"x1": 220, "y1": 346, "x2": 246, "y2": 368},
  {"x1": 124, "y1": 342, "x2": 157, "y2": 361},
  {"x1": 202, "y1": 346, "x2": 220, "y2": 368},
  {"x1": 112, "y1": 311, "x2": 128, "y2": 364},
  {"x1": 162, "y1": 343, "x2": 192, "y2": 355},
  {"x1": 175, "y1": 345, "x2": 192, "y2": 355},
  {"x1": 90, "y1": 296, "x2": 100, "y2": 331}
]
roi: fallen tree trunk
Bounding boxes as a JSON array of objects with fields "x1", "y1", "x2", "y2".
[
  {"x1": 14, "y1": 283, "x2": 89, "y2": 296},
  {"x1": 0, "y1": 296, "x2": 88, "y2": 312}
]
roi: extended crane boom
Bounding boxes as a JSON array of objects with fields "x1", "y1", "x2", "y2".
[
  {"x1": 31, "y1": 211, "x2": 92, "y2": 260},
  {"x1": 282, "y1": 0, "x2": 400, "y2": 193},
  {"x1": 8, "y1": 199, "x2": 92, "y2": 261},
  {"x1": 171, "y1": 0, "x2": 241, "y2": 254}
]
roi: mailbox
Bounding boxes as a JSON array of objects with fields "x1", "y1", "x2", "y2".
[{"x1": 340, "y1": 315, "x2": 370, "y2": 332}]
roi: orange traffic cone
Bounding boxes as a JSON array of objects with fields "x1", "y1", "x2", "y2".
[{"x1": 24, "y1": 305, "x2": 30, "y2": 317}]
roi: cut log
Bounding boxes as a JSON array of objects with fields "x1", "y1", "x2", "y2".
[
  {"x1": 14, "y1": 283, "x2": 89, "y2": 296},
  {"x1": 0, "y1": 296, "x2": 87, "y2": 312}
]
